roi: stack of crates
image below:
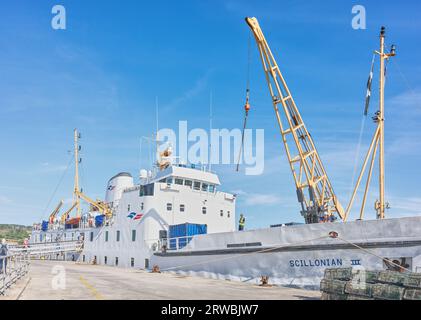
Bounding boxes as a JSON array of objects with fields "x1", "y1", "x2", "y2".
[{"x1": 321, "y1": 268, "x2": 421, "y2": 300}]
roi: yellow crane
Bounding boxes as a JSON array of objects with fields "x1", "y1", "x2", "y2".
[
  {"x1": 245, "y1": 17, "x2": 345, "y2": 224},
  {"x1": 61, "y1": 129, "x2": 113, "y2": 223},
  {"x1": 61, "y1": 202, "x2": 78, "y2": 224},
  {"x1": 75, "y1": 190, "x2": 112, "y2": 218},
  {"x1": 48, "y1": 200, "x2": 63, "y2": 224}
]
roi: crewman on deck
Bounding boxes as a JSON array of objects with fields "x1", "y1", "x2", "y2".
[{"x1": 239, "y1": 214, "x2": 245, "y2": 231}]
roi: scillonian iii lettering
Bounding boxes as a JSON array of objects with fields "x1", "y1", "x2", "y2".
[{"x1": 289, "y1": 258, "x2": 343, "y2": 268}]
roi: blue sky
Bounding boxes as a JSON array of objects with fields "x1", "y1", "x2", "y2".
[{"x1": 1, "y1": 0, "x2": 421, "y2": 228}]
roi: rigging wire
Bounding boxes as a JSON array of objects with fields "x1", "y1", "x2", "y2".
[
  {"x1": 348, "y1": 54, "x2": 377, "y2": 212},
  {"x1": 390, "y1": 58, "x2": 418, "y2": 100},
  {"x1": 236, "y1": 30, "x2": 252, "y2": 172},
  {"x1": 38, "y1": 154, "x2": 73, "y2": 222}
]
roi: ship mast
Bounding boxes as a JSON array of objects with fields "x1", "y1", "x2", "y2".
[
  {"x1": 370, "y1": 27, "x2": 396, "y2": 219},
  {"x1": 344, "y1": 27, "x2": 396, "y2": 220},
  {"x1": 73, "y1": 128, "x2": 81, "y2": 217},
  {"x1": 377, "y1": 27, "x2": 394, "y2": 219}
]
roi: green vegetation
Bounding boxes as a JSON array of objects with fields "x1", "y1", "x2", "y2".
[{"x1": 0, "y1": 224, "x2": 31, "y2": 244}]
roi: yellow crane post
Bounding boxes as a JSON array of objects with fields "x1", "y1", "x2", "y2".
[{"x1": 245, "y1": 17, "x2": 345, "y2": 223}]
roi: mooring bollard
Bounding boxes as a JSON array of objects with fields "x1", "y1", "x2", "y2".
[{"x1": 151, "y1": 265, "x2": 161, "y2": 273}]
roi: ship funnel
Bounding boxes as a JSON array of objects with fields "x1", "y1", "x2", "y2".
[{"x1": 105, "y1": 172, "x2": 134, "y2": 209}]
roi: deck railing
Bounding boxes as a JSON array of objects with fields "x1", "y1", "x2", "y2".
[
  {"x1": 10, "y1": 241, "x2": 83, "y2": 257},
  {"x1": 0, "y1": 253, "x2": 30, "y2": 296}
]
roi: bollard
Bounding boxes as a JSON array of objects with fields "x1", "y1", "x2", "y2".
[
  {"x1": 151, "y1": 265, "x2": 161, "y2": 273},
  {"x1": 259, "y1": 276, "x2": 272, "y2": 287}
]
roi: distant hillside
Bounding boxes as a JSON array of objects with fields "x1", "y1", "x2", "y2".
[{"x1": 0, "y1": 224, "x2": 31, "y2": 244}]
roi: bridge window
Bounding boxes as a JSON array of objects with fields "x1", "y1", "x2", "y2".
[
  {"x1": 184, "y1": 180, "x2": 192, "y2": 188},
  {"x1": 90, "y1": 232, "x2": 93, "y2": 242},
  {"x1": 104, "y1": 256, "x2": 108, "y2": 265},
  {"x1": 167, "y1": 203, "x2": 172, "y2": 211},
  {"x1": 139, "y1": 183, "x2": 154, "y2": 197},
  {"x1": 132, "y1": 230, "x2": 136, "y2": 242},
  {"x1": 209, "y1": 185, "x2": 215, "y2": 193},
  {"x1": 202, "y1": 183, "x2": 208, "y2": 192},
  {"x1": 202, "y1": 207, "x2": 207, "y2": 214},
  {"x1": 180, "y1": 204, "x2": 185, "y2": 212},
  {"x1": 82, "y1": 255, "x2": 85, "y2": 262},
  {"x1": 115, "y1": 257, "x2": 119, "y2": 266},
  {"x1": 131, "y1": 258, "x2": 135, "y2": 267},
  {"x1": 194, "y1": 181, "x2": 201, "y2": 191},
  {"x1": 175, "y1": 178, "x2": 183, "y2": 185},
  {"x1": 116, "y1": 230, "x2": 120, "y2": 242},
  {"x1": 105, "y1": 231, "x2": 109, "y2": 242},
  {"x1": 166, "y1": 178, "x2": 173, "y2": 184}
]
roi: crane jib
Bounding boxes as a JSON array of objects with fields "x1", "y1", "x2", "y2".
[{"x1": 245, "y1": 17, "x2": 345, "y2": 223}]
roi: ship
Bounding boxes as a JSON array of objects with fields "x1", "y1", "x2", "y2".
[{"x1": 30, "y1": 18, "x2": 421, "y2": 290}]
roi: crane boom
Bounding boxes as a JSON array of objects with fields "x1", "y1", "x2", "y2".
[
  {"x1": 245, "y1": 17, "x2": 345, "y2": 223},
  {"x1": 48, "y1": 200, "x2": 64, "y2": 223},
  {"x1": 61, "y1": 202, "x2": 78, "y2": 223},
  {"x1": 75, "y1": 190, "x2": 112, "y2": 218}
]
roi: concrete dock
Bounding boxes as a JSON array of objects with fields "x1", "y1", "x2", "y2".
[{"x1": 2, "y1": 260, "x2": 321, "y2": 300}]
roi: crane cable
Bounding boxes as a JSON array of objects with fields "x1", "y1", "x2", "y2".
[
  {"x1": 38, "y1": 154, "x2": 73, "y2": 223},
  {"x1": 236, "y1": 31, "x2": 252, "y2": 172}
]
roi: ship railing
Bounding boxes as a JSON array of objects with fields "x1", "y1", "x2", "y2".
[
  {"x1": 143, "y1": 236, "x2": 194, "y2": 252},
  {"x1": 160, "y1": 236, "x2": 195, "y2": 252},
  {"x1": 10, "y1": 241, "x2": 84, "y2": 257},
  {"x1": 0, "y1": 252, "x2": 30, "y2": 296}
]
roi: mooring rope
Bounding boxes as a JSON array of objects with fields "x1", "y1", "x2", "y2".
[
  {"x1": 335, "y1": 235, "x2": 412, "y2": 273},
  {"x1": 160, "y1": 234, "x2": 330, "y2": 272}
]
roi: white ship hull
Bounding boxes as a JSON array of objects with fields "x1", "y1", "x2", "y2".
[{"x1": 150, "y1": 216, "x2": 421, "y2": 289}]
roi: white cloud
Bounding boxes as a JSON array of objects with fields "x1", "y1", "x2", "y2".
[
  {"x1": 389, "y1": 89, "x2": 421, "y2": 113},
  {"x1": 388, "y1": 196, "x2": 421, "y2": 217},
  {"x1": 38, "y1": 163, "x2": 69, "y2": 173},
  {"x1": 231, "y1": 189, "x2": 247, "y2": 196},
  {"x1": 244, "y1": 193, "x2": 282, "y2": 206},
  {"x1": 0, "y1": 195, "x2": 12, "y2": 205},
  {"x1": 163, "y1": 72, "x2": 211, "y2": 111}
]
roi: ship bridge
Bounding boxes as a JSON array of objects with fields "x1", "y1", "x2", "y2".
[{"x1": 152, "y1": 165, "x2": 220, "y2": 187}]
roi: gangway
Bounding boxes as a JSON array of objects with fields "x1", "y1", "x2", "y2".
[
  {"x1": 9, "y1": 241, "x2": 83, "y2": 258},
  {"x1": 1, "y1": 241, "x2": 83, "y2": 296}
]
